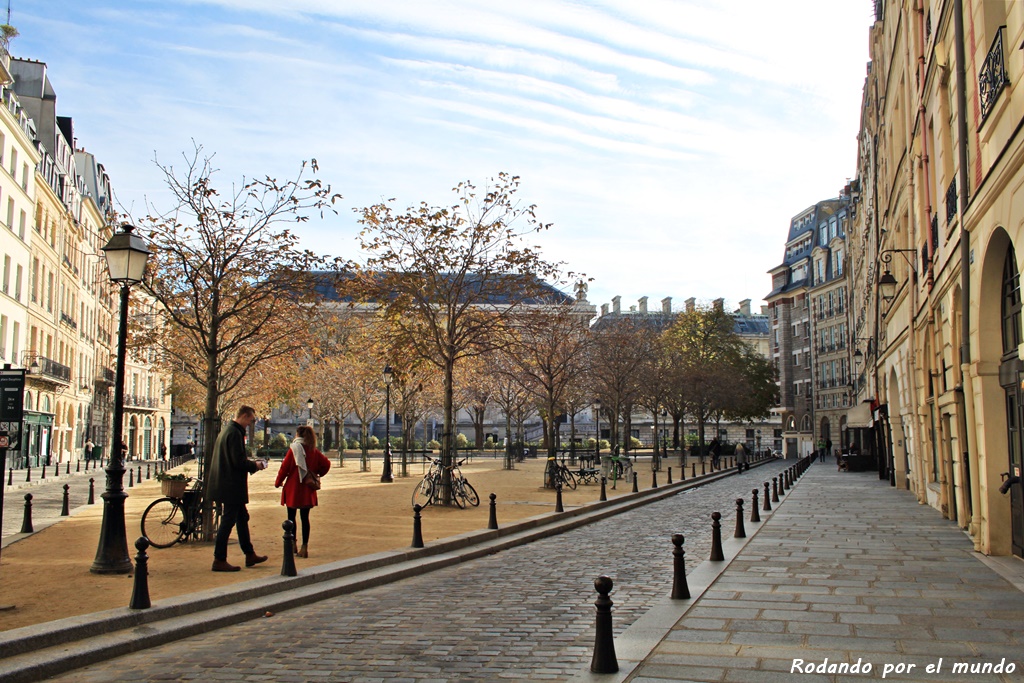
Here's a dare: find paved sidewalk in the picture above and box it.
[622,464,1024,682]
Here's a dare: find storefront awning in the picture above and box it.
[846,401,873,428]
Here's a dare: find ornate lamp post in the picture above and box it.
[306,397,314,426]
[381,365,394,482]
[92,224,150,574]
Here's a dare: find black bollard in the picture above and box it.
[7,467,11,486]
[20,493,33,533]
[709,511,724,561]
[137,465,142,484]
[555,484,564,513]
[763,482,772,511]
[281,520,298,577]
[66,461,70,475]
[652,469,658,489]
[128,469,134,488]
[631,472,638,493]
[751,489,761,522]
[667,467,672,485]
[691,463,696,478]
[88,478,95,505]
[734,498,746,538]
[25,465,30,482]
[599,476,607,502]
[129,537,150,609]
[76,460,80,473]
[680,462,685,480]
[590,576,619,674]
[488,493,498,530]
[411,504,425,548]
[41,464,46,479]
[61,484,70,516]
[670,534,690,600]
[701,461,706,475]
[772,477,779,502]
[146,463,151,480]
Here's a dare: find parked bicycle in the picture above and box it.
[548,457,578,490]
[141,478,221,548]
[411,456,480,509]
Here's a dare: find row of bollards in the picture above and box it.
[591,457,812,674]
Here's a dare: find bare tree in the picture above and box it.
[354,174,573,504]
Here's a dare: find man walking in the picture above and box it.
[208,405,268,572]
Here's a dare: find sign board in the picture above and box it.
[0,435,7,448]
[0,369,25,450]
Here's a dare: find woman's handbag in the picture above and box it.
[301,470,321,490]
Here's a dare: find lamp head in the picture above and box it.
[102,223,151,284]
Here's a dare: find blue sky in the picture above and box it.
[13,0,871,312]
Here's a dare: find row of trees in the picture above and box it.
[132,150,775,511]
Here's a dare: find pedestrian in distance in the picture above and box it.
[208,405,268,572]
[275,425,331,558]
[709,438,721,469]
[735,442,748,472]
[84,438,94,461]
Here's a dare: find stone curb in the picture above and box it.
[0,459,780,683]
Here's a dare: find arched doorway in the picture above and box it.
[997,243,1024,557]
[143,417,152,459]
[820,417,832,449]
[157,417,166,460]
[127,416,138,460]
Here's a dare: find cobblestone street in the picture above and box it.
[43,460,792,682]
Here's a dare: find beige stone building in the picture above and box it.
[848,0,1024,558]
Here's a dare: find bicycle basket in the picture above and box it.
[161,479,188,498]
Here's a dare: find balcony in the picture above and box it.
[125,394,160,410]
[59,312,78,330]
[21,352,71,385]
[96,367,116,386]
[945,179,958,226]
[980,26,1009,125]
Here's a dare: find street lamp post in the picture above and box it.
[92,224,150,574]
[306,397,314,426]
[381,365,393,483]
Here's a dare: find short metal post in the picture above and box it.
[281,519,298,577]
[41,464,45,479]
[88,478,95,505]
[590,576,618,674]
[66,461,70,475]
[671,534,690,600]
[667,467,672,484]
[488,493,498,530]
[701,461,706,475]
[734,498,746,538]
[555,484,564,513]
[128,468,134,488]
[25,465,30,482]
[411,504,424,548]
[7,467,11,486]
[763,482,772,511]
[76,460,80,473]
[147,463,151,480]
[129,537,150,609]
[599,476,607,502]
[137,465,142,484]
[20,493,33,533]
[651,469,658,489]
[772,477,779,502]
[709,511,724,561]
[631,472,638,493]
[61,484,70,516]
[691,463,696,478]
[750,489,760,522]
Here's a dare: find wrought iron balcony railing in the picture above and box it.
[945,178,958,226]
[980,27,1010,125]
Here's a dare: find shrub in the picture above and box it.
[270,433,288,449]
[367,435,380,449]
[586,437,596,448]
[599,439,611,450]
[455,433,469,448]
[427,439,440,450]
[629,437,642,450]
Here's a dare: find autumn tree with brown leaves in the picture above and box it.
[354,173,573,504]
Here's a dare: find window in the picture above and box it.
[46,271,53,312]
[18,209,25,240]
[794,382,801,396]
[6,197,13,229]
[9,147,16,177]
[11,321,18,362]
[14,264,21,301]
[1,255,8,294]
[0,315,6,359]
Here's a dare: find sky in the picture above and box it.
[11,0,872,313]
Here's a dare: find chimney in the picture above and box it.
[601,303,609,317]
[612,295,621,315]
[760,305,769,315]
[685,297,696,313]
[739,299,751,316]
[713,298,724,312]
[661,297,672,314]
[638,296,648,314]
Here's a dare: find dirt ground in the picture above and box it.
[0,453,647,632]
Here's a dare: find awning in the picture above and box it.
[846,401,873,428]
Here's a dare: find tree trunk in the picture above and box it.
[200,348,220,541]
[441,356,455,505]
[474,406,485,451]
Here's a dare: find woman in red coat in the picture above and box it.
[274,426,331,558]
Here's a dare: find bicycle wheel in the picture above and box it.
[459,480,480,507]
[561,468,578,490]
[412,478,434,508]
[451,478,467,508]
[141,497,186,548]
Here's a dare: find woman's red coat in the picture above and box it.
[274,447,332,508]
